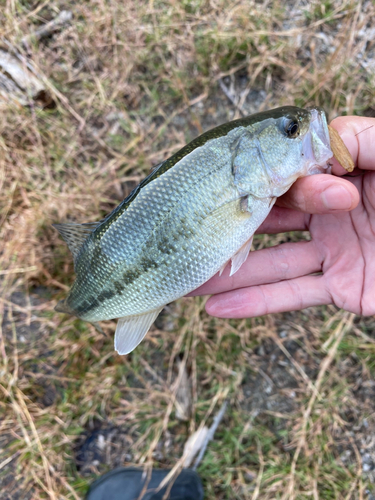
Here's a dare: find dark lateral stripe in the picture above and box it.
[95,106,305,235]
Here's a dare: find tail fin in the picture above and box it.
[55,299,75,315]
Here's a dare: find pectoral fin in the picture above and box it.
[229,235,253,276]
[114,308,163,355]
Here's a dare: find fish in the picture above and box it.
[54,106,333,355]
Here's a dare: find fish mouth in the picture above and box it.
[302,108,333,174]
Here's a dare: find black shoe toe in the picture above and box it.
[86,467,204,500]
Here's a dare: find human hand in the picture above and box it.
[191,116,375,317]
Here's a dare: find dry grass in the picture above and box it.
[1,0,375,498]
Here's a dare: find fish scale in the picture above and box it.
[54,106,333,354]
[67,131,244,317]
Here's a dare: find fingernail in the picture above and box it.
[321,185,353,210]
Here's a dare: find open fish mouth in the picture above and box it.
[302,108,333,174]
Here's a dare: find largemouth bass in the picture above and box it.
[54,106,333,354]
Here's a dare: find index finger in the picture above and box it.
[330,116,375,174]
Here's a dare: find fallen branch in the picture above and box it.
[218,78,246,117]
[0,45,54,107]
[22,10,72,47]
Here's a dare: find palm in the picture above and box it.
[310,173,375,315]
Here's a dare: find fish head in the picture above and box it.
[236,106,333,198]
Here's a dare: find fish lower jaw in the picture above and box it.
[302,109,333,174]
[305,161,331,176]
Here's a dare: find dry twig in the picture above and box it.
[22,11,73,47]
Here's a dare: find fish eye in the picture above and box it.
[284,118,300,138]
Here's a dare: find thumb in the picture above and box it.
[276,174,359,214]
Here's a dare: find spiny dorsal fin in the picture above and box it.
[148,160,165,174]
[53,221,100,263]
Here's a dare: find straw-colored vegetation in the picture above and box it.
[1,1,375,498]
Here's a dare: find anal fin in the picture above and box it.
[229,235,254,277]
[114,307,163,355]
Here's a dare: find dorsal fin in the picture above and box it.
[53,221,100,263]
[148,160,165,174]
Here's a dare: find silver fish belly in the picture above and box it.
[54,106,333,354]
